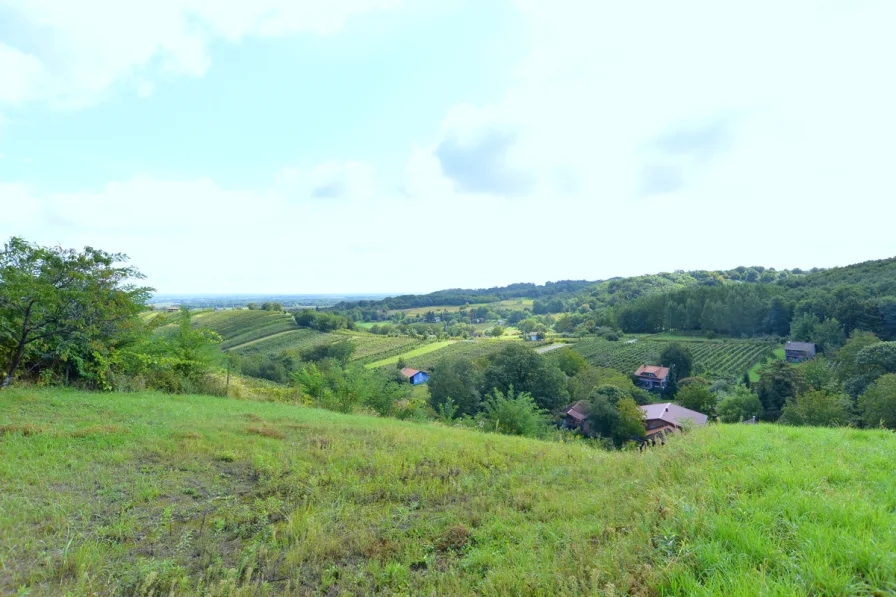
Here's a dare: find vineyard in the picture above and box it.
[364,340,456,369]
[186,310,298,349]
[397,339,517,372]
[341,333,424,364]
[230,329,332,357]
[571,338,775,379]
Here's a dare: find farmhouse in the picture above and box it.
[400,367,430,385]
[561,400,591,435]
[640,403,708,438]
[785,341,816,363]
[634,365,670,390]
[528,332,540,341]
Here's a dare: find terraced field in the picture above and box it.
[398,339,519,372]
[230,328,332,356]
[344,333,423,364]
[365,340,456,369]
[572,338,774,378]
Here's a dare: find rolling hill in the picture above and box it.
[2,388,894,596]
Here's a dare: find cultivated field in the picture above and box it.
[573,338,775,378]
[398,298,533,317]
[397,339,518,372]
[2,389,894,596]
[364,340,456,369]
[229,328,332,357]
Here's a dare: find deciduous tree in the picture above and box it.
[0,237,150,389]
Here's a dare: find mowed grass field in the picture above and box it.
[2,389,895,596]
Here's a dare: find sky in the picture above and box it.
[2,0,895,294]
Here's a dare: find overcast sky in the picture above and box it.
[2,0,895,294]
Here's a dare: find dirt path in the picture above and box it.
[535,343,570,354]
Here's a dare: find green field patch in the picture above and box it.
[748,346,787,382]
[2,388,894,595]
[365,340,455,369]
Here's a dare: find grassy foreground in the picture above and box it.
[1,390,895,596]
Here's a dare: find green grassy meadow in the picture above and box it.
[1,389,894,596]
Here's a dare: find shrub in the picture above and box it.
[717,387,764,423]
[480,387,548,437]
[858,373,896,429]
[779,390,851,427]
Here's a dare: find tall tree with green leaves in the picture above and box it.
[428,356,483,417]
[0,237,150,389]
[676,383,717,416]
[755,360,803,420]
[660,343,694,380]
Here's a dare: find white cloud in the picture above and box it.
[396,0,896,281]
[3,1,896,294]
[410,0,896,203]
[275,161,376,201]
[0,0,401,108]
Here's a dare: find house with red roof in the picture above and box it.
[634,365,671,390]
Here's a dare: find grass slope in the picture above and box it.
[2,389,895,596]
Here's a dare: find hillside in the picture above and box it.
[2,389,895,596]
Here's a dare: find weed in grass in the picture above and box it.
[246,425,285,439]
[70,424,129,437]
[0,424,42,436]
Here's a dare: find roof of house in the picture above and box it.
[785,341,816,352]
[634,365,671,379]
[563,400,589,422]
[640,403,708,427]
[400,367,422,378]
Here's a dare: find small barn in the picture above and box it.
[785,341,816,363]
[561,400,591,435]
[400,367,430,385]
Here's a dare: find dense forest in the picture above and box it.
[330,260,896,347]
[614,258,896,343]
[331,280,595,313]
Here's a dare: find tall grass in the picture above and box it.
[1,389,894,596]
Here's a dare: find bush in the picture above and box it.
[717,387,764,423]
[480,387,548,437]
[858,373,896,429]
[779,390,851,427]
